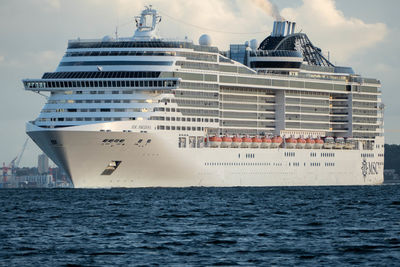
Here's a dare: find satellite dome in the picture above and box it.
[102,35,113,42]
[250,39,258,50]
[199,34,212,46]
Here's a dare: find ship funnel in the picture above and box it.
[271,21,296,37]
[287,22,291,35]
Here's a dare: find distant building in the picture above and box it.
[38,154,49,174]
[17,174,54,188]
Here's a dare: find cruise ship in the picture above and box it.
[23,6,384,188]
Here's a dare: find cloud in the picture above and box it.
[250,0,284,21]
[375,63,392,73]
[1,50,60,71]
[30,50,60,65]
[281,0,388,64]
[93,0,274,50]
[95,0,387,59]
[45,0,61,9]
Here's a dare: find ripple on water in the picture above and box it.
[0,185,400,265]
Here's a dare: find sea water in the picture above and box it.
[1,185,400,266]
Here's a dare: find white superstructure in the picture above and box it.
[23,6,384,188]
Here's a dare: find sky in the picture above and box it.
[0,0,399,167]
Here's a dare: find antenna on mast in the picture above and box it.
[133,5,161,40]
[115,26,118,40]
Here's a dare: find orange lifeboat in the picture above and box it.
[285,137,297,149]
[296,138,306,149]
[314,138,324,149]
[261,137,272,148]
[251,136,262,148]
[270,136,283,148]
[209,136,222,148]
[305,138,315,149]
[231,136,242,148]
[221,136,232,148]
[241,136,252,148]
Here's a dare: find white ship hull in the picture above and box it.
[27,122,384,188]
[22,6,385,189]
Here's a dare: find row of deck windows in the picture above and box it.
[158,125,204,131]
[179,82,219,91]
[25,80,177,89]
[47,99,148,104]
[42,108,150,113]
[284,152,296,157]
[220,86,275,96]
[40,117,204,123]
[151,117,218,123]
[43,117,124,122]
[361,153,374,158]
[65,51,177,57]
[176,61,219,71]
[205,162,285,166]
[51,89,166,96]
[205,162,274,166]
[64,50,217,62]
[42,71,160,79]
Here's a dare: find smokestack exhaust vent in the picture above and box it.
[271,21,296,37]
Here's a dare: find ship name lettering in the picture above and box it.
[139,125,151,129]
[131,125,151,129]
[368,162,378,175]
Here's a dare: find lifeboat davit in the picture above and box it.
[323,136,334,149]
[270,136,283,148]
[335,137,345,149]
[285,137,297,149]
[296,138,306,149]
[305,138,315,149]
[314,138,324,149]
[221,136,232,148]
[241,136,252,148]
[261,137,272,148]
[251,136,262,148]
[344,137,355,149]
[209,136,222,148]
[231,136,242,148]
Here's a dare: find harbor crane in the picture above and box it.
[2,138,29,187]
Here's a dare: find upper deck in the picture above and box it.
[22,6,383,142]
[67,38,219,53]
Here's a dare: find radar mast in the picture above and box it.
[133,5,161,40]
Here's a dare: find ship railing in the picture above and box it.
[67,38,219,53]
[68,37,193,44]
[249,50,302,58]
